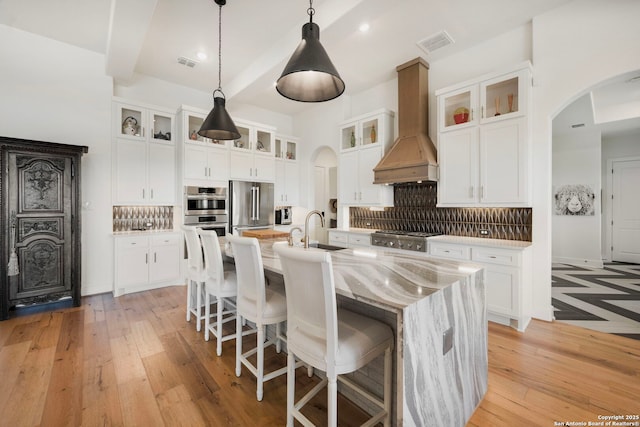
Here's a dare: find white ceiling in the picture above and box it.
[553,71,640,139]
[1,0,579,116]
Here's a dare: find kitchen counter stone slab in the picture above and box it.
[224,237,487,426]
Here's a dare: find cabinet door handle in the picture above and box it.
[142,189,146,199]
[489,255,497,259]
[469,186,474,198]
[354,192,357,201]
[470,108,474,121]
[481,105,484,119]
[145,253,148,264]
[154,252,157,263]
[150,189,154,199]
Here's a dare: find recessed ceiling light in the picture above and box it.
[359,22,370,33]
[196,51,207,61]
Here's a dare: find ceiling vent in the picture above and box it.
[177,56,198,68]
[417,30,454,55]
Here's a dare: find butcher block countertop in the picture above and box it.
[242,229,290,239]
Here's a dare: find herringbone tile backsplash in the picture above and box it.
[349,183,532,241]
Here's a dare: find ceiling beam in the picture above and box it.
[105,0,158,84]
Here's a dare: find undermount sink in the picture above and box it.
[309,243,346,251]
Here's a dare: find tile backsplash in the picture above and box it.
[112,206,173,232]
[349,183,532,241]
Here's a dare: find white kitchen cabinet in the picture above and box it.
[275,161,300,205]
[436,63,532,207]
[229,120,276,182]
[112,100,176,205]
[438,117,528,205]
[338,109,394,206]
[177,106,230,187]
[328,230,371,248]
[184,143,229,184]
[428,237,532,331]
[113,233,182,297]
[274,135,300,205]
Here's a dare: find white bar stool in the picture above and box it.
[226,235,290,401]
[275,244,394,427]
[197,229,244,356]
[181,225,207,332]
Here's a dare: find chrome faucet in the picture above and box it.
[288,227,302,246]
[303,210,325,248]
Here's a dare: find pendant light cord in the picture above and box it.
[307,0,314,24]
[217,2,223,93]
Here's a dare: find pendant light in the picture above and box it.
[198,0,240,140]
[276,0,345,102]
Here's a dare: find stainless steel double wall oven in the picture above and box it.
[183,186,227,236]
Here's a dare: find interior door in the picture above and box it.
[612,159,640,263]
[8,152,74,304]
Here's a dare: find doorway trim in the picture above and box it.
[605,156,640,262]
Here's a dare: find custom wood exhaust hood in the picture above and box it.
[373,57,438,184]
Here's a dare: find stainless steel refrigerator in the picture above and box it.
[228,180,275,235]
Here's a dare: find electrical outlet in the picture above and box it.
[443,327,454,355]
[479,229,489,236]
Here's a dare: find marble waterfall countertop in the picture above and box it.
[239,239,482,311]
[224,237,488,426]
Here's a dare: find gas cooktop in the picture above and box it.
[370,230,442,252]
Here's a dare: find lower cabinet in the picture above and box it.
[328,230,371,248]
[114,232,182,297]
[428,239,532,331]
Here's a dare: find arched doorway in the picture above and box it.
[550,70,640,339]
[309,146,338,243]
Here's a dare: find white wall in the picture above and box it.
[552,130,602,267]
[530,0,640,320]
[0,25,114,295]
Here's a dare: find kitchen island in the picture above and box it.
[225,238,487,426]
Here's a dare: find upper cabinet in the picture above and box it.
[229,120,276,181]
[115,101,174,143]
[178,106,229,187]
[340,110,393,152]
[338,109,395,206]
[274,135,300,205]
[436,62,532,207]
[112,99,176,205]
[438,66,530,132]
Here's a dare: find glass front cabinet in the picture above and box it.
[438,66,530,133]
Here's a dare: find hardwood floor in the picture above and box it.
[0,286,638,427]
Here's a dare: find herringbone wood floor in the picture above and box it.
[0,285,639,426]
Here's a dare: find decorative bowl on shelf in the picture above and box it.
[453,107,469,124]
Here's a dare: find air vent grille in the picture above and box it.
[417,30,454,54]
[177,56,197,68]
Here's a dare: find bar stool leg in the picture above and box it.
[216,296,223,356]
[257,324,265,401]
[196,282,202,332]
[286,351,295,427]
[186,279,192,322]
[328,375,338,427]
[276,322,282,353]
[204,291,211,341]
[236,313,242,377]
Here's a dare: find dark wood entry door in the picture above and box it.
[1,137,87,320]
[8,153,73,304]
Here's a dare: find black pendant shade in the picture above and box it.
[198,93,240,140]
[198,0,240,141]
[277,22,345,102]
